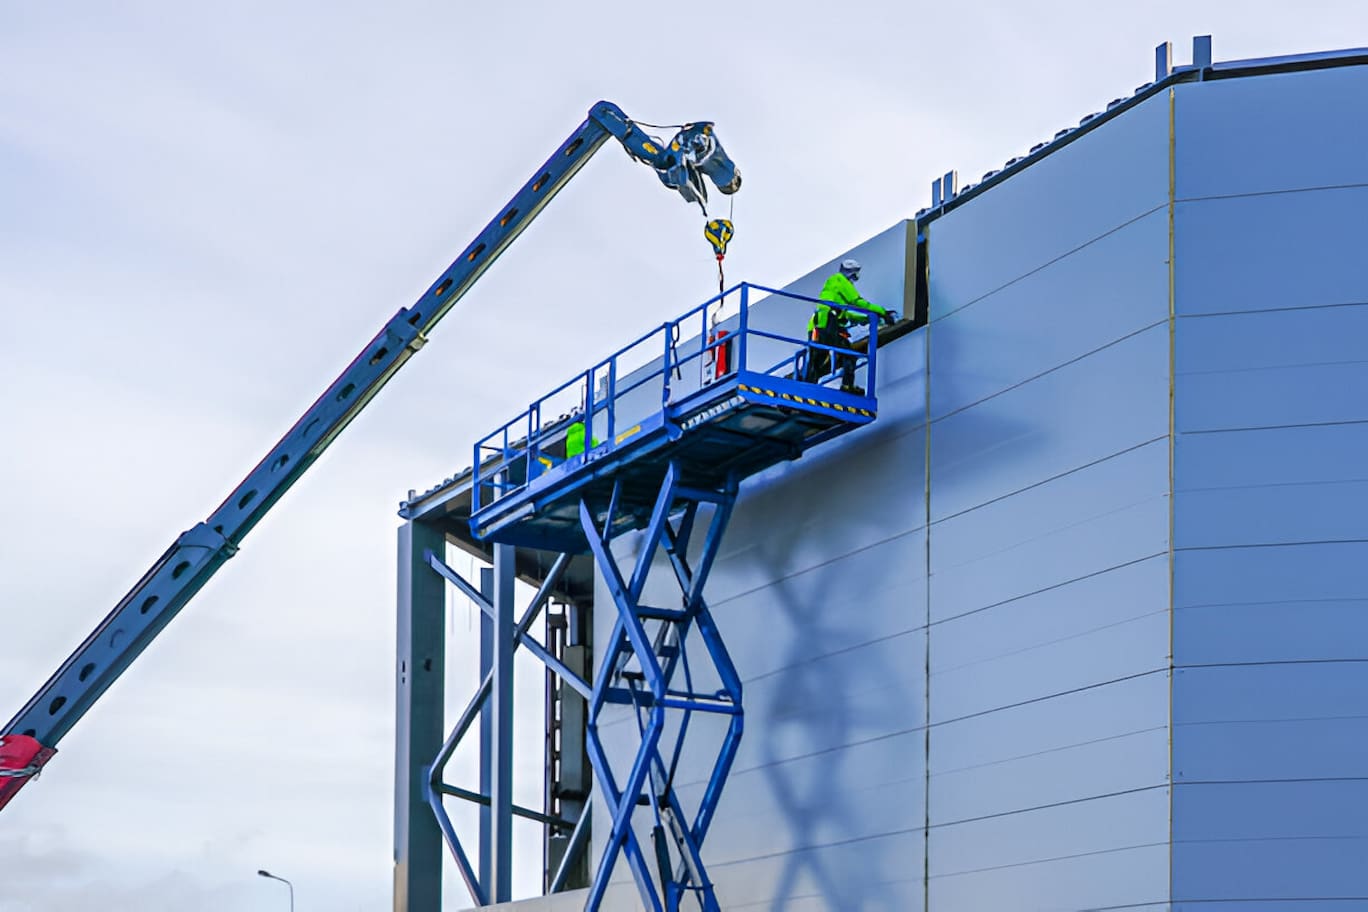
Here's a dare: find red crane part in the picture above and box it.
[0,734,55,811]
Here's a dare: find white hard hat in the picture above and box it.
[839,258,862,277]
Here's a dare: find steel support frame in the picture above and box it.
[579,461,744,912]
[546,598,593,893]
[394,520,446,912]
[412,544,594,908]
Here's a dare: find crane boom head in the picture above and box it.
[652,122,741,213]
[589,102,742,213]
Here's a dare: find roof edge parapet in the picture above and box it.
[917,36,1368,225]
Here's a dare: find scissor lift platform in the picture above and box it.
[466,281,881,912]
[469,282,880,554]
[471,370,875,552]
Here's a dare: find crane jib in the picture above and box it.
[0,101,741,813]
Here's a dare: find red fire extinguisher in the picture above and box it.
[708,326,731,380]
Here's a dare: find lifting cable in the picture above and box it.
[702,195,736,380]
[704,194,735,295]
[626,119,686,131]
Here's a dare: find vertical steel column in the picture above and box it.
[478,567,494,892]
[394,520,446,912]
[489,542,517,902]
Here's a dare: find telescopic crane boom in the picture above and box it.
[0,101,740,812]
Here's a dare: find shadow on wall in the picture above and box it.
[755,546,908,912]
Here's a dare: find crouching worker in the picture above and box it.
[565,419,600,459]
[803,258,896,395]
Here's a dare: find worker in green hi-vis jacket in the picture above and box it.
[803,258,897,395]
[565,419,598,459]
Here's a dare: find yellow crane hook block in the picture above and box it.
[705,218,734,257]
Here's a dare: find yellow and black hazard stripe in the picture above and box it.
[736,383,876,419]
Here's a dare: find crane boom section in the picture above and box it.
[1,101,738,812]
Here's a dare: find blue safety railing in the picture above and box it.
[471,282,881,516]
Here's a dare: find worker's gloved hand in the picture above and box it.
[882,310,899,326]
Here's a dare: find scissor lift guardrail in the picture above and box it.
[470,283,880,553]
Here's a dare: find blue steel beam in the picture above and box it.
[489,544,516,904]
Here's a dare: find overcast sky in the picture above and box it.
[1,3,1365,910]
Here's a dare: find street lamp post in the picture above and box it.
[257,869,295,911]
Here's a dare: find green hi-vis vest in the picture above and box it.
[566,420,599,458]
[808,272,888,333]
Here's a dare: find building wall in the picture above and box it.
[589,91,1177,911]
[1170,65,1368,908]
[473,59,1368,912]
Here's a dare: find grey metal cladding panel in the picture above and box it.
[705,831,923,912]
[930,324,1169,522]
[1178,359,1368,432]
[930,725,1168,826]
[930,207,1168,422]
[1176,839,1368,904]
[930,495,1166,634]
[929,91,1169,318]
[1176,599,1368,666]
[1174,662,1368,724]
[1176,422,1368,491]
[1175,66,1368,199]
[875,320,930,394]
[1172,541,1368,612]
[930,438,1168,625]
[1173,782,1368,900]
[710,532,926,683]
[930,845,1169,912]
[930,669,1169,774]
[1174,188,1368,316]
[933,551,1167,673]
[712,449,928,607]
[1175,303,1368,432]
[708,423,927,608]
[930,557,1170,802]
[729,633,923,774]
[613,553,925,799]
[929,786,1167,872]
[1175,481,1368,549]
[1175,716,1368,782]
[931,590,1169,725]
[651,613,924,799]
[928,792,1169,908]
[1176,302,1368,375]
[672,733,923,867]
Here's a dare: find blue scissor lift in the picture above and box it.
[469,282,880,911]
